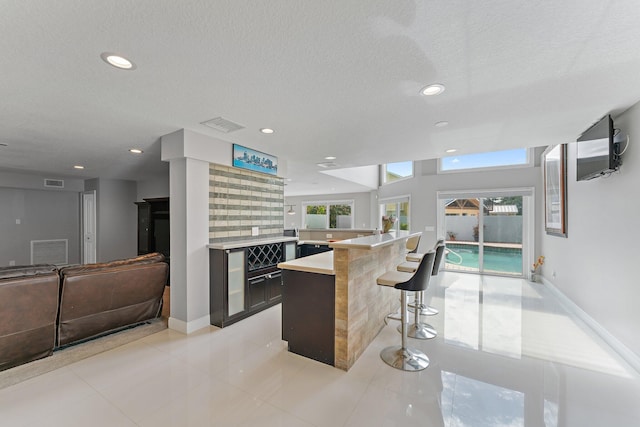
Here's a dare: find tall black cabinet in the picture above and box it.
[135,197,170,263]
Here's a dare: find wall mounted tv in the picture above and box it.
[576,114,620,181]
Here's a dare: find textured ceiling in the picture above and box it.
[1,1,640,195]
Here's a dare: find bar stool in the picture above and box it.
[384,233,422,325]
[395,243,444,339]
[407,240,445,316]
[376,250,436,371]
[405,234,421,255]
[405,238,443,262]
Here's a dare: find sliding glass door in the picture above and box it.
[438,189,533,277]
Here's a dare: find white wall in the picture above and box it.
[0,187,80,266]
[0,170,84,192]
[378,159,542,254]
[540,101,640,358]
[0,171,83,267]
[0,171,143,267]
[284,192,373,230]
[137,174,169,201]
[86,178,137,262]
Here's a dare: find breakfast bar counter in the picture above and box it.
[278,231,420,370]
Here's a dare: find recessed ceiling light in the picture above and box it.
[445,149,457,153]
[129,148,143,154]
[100,52,136,70]
[324,156,337,160]
[73,165,85,170]
[421,83,445,96]
[260,128,275,134]
[434,121,449,127]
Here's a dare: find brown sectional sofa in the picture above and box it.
[0,265,60,371]
[57,252,168,347]
[0,253,168,371]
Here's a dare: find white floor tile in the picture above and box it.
[265,359,370,427]
[2,272,640,426]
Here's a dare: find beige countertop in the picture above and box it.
[297,240,332,245]
[277,251,335,275]
[329,231,421,250]
[208,236,298,250]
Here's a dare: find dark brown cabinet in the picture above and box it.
[282,269,335,365]
[210,240,296,328]
[135,197,170,262]
[248,270,283,310]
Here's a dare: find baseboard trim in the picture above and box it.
[540,276,640,374]
[168,314,211,334]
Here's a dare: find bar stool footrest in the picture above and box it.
[398,322,437,340]
[408,305,439,316]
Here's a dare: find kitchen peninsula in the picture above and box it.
[278,231,421,371]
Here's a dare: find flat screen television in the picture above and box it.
[576,115,619,181]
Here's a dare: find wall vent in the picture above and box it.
[200,117,245,133]
[44,178,64,188]
[316,161,339,168]
[31,239,68,265]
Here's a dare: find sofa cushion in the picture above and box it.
[0,267,59,371]
[57,260,168,347]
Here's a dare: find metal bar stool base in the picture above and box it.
[398,322,437,340]
[380,346,429,371]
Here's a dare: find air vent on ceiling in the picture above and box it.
[316,162,339,168]
[31,239,68,265]
[44,178,64,188]
[201,117,245,133]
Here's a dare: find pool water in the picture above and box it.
[445,246,522,275]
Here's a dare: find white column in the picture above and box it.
[167,157,211,333]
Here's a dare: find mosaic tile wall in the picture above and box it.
[209,164,284,242]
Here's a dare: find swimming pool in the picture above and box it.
[445,244,522,275]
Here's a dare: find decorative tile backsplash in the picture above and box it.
[209,163,284,242]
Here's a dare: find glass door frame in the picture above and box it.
[436,188,535,279]
[379,195,411,232]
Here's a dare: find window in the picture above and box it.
[382,161,413,184]
[303,200,354,229]
[438,148,532,173]
[379,196,410,232]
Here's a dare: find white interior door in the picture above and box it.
[82,190,97,264]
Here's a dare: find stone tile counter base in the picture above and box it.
[333,241,406,370]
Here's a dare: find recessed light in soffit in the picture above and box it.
[100,52,137,70]
[421,83,445,96]
[201,117,245,133]
[260,128,275,134]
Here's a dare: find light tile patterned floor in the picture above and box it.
[1,272,639,426]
